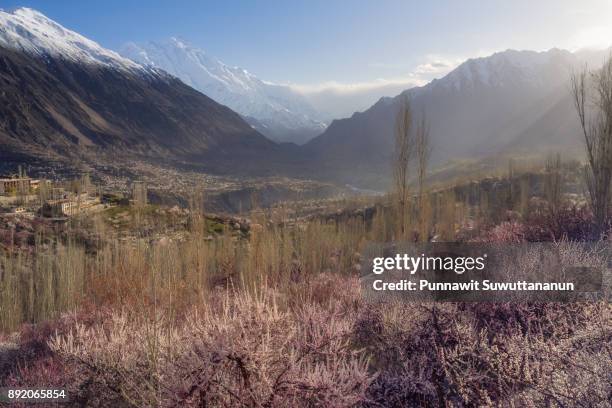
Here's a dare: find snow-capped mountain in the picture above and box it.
[427,49,577,92]
[0,7,145,73]
[0,8,280,171]
[121,38,326,144]
[305,48,606,187]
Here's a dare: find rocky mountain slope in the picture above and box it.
[121,38,326,144]
[0,8,281,174]
[0,7,141,71]
[305,49,606,187]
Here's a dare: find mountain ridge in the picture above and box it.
[303,48,607,187]
[0,8,145,72]
[121,38,326,144]
[0,8,284,175]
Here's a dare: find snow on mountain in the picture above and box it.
[0,7,144,72]
[121,38,326,144]
[427,49,577,92]
[305,48,602,187]
[0,7,323,144]
[0,8,279,170]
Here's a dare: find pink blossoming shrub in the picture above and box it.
[48,289,374,407]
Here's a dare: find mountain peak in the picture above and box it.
[9,7,49,19]
[168,36,189,49]
[121,38,326,144]
[430,48,577,92]
[0,8,144,72]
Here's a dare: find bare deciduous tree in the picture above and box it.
[572,57,612,235]
[393,96,413,238]
[415,112,431,241]
[415,114,431,206]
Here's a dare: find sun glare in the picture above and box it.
[569,25,612,50]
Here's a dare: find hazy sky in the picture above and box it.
[3,0,612,117]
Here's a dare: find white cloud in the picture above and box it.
[412,55,464,76]
[276,54,467,119]
[288,76,425,95]
[288,54,465,96]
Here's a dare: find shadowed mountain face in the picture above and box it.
[0,45,282,170]
[0,7,287,175]
[305,49,606,188]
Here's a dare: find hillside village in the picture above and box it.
[0,166,146,219]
